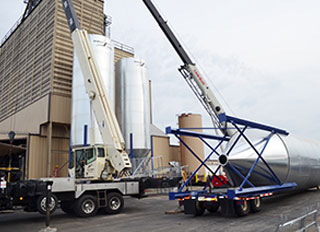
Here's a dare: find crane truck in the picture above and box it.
[0,0,151,218]
[142,0,298,217]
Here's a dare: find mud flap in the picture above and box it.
[184,199,197,215]
[220,199,235,216]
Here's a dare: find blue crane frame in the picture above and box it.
[166,113,297,201]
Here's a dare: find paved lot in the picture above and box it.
[1,189,320,232]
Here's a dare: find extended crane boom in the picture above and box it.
[143,0,233,136]
[61,0,131,179]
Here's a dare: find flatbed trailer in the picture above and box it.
[166,114,297,217]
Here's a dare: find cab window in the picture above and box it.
[98,148,105,158]
[69,151,75,168]
[86,148,96,164]
[76,150,86,166]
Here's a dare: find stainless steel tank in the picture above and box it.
[115,58,151,157]
[222,130,320,190]
[71,34,114,146]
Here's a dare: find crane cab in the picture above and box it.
[69,145,115,181]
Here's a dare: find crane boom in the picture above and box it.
[142,0,233,136]
[61,0,131,176]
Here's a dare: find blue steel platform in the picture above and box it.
[166,114,296,202]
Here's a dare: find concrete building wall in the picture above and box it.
[0,95,49,135]
[0,0,55,122]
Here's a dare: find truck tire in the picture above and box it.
[234,200,250,217]
[74,195,98,217]
[194,201,205,216]
[60,201,74,215]
[37,194,58,215]
[104,192,124,214]
[250,198,262,213]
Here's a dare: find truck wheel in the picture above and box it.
[104,192,124,214]
[250,198,262,213]
[37,194,58,215]
[74,195,98,217]
[234,200,250,217]
[60,201,74,215]
[206,203,219,213]
[194,201,205,216]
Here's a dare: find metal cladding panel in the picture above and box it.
[115,58,151,156]
[71,34,114,146]
[224,130,320,190]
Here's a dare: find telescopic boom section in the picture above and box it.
[142,0,193,65]
[61,0,131,172]
[143,0,233,136]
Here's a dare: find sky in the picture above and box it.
[1,1,320,141]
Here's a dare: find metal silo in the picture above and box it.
[115,58,151,157]
[178,113,205,176]
[71,34,114,146]
[222,130,320,190]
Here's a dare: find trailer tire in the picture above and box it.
[250,198,262,213]
[194,201,205,216]
[60,201,74,215]
[36,194,58,215]
[234,200,250,217]
[74,195,98,217]
[104,192,124,214]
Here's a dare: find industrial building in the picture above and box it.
[0,0,204,180]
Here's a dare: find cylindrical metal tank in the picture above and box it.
[115,58,151,157]
[71,34,114,146]
[223,130,320,190]
[178,113,205,175]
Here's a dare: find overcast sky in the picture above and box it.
[1,1,320,141]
